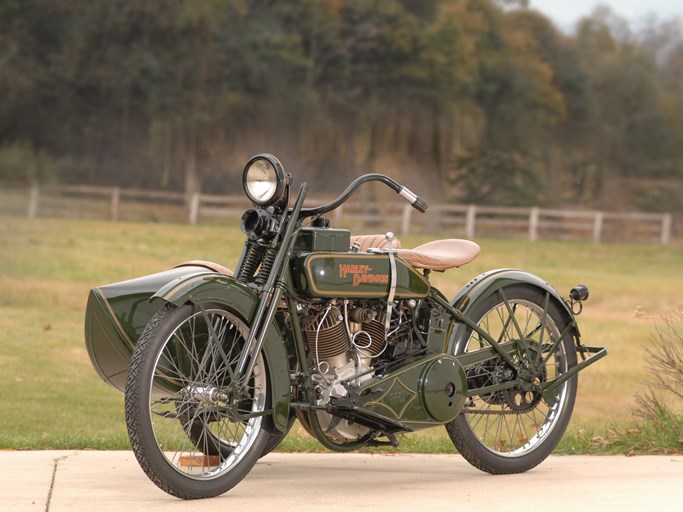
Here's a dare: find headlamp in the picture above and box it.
[242,154,286,207]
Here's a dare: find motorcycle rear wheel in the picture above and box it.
[125,303,272,499]
[446,284,578,474]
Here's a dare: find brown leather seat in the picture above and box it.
[350,234,401,252]
[397,239,480,271]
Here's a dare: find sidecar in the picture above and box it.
[84,261,233,392]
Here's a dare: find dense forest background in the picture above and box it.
[1,0,682,213]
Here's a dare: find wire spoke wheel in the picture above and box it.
[447,285,577,474]
[125,303,271,499]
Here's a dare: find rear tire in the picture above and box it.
[125,303,272,499]
[446,284,577,474]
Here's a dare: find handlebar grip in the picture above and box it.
[398,186,428,213]
[412,195,428,213]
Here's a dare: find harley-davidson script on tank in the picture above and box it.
[291,253,431,298]
[339,262,387,286]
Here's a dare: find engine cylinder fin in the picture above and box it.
[302,307,350,360]
[359,320,386,357]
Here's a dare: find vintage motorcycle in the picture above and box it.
[85,154,606,499]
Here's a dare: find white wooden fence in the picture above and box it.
[10,183,674,245]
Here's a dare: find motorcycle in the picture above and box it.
[85,154,606,499]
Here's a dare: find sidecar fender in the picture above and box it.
[86,266,211,392]
[447,268,579,354]
[152,273,291,432]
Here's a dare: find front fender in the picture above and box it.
[153,273,291,433]
[447,268,578,354]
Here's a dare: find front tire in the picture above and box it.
[125,303,271,499]
[446,284,578,474]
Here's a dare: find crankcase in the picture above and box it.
[359,354,467,428]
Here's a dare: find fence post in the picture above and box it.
[465,205,476,239]
[401,204,412,236]
[529,207,539,242]
[661,213,672,245]
[27,183,39,218]
[592,212,604,243]
[334,204,343,226]
[110,187,120,221]
[189,193,200,225]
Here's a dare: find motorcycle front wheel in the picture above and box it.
[446,284,578,474]
[125,303,272,499]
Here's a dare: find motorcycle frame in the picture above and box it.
[157,179,606,445]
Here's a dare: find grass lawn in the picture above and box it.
[1,216,681,451]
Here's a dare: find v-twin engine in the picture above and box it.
[301,301,411,442]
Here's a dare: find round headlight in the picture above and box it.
[243,154,285,207]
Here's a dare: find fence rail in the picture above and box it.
[4,182,674,245]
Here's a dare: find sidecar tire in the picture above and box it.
[446,284,578,474]
[125,303,273,499]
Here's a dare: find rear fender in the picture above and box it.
[447,268,578,354]
[152,273,291,433]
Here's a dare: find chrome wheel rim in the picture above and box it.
[461,298,569,457]
[146,308,266,480]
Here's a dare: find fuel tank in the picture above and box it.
[290,252,430,299]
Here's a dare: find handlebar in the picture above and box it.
[397,186,428,213]
[300,173,428,218]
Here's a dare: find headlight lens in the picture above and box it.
[246,160,277,202]
[243,154,285,207]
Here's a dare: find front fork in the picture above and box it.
[233,183,309,392]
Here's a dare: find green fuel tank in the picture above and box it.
[290,252,431,299]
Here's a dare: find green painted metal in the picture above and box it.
[84,266,214,392]
[447,268,579,355]
[84,267,292,432]
[85,261,606,445]
[234,183,310,385]
[290,252,431,299]
[455,340,518,368]
[540,345,607,401]
[442,269,608,402]
[293,227,351,252]
[151,272,292,433]
[84,165,610,489]
[359,353,467,428]
[420,356,468,422]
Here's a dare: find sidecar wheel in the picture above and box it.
[125,303,272,499]
[446,284,577,474]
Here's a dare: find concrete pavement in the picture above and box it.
[1,451,681,511]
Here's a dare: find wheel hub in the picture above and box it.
[180,385,229,406]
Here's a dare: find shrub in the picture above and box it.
[631,307,683,453]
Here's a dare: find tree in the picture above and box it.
[1,0,682,218]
